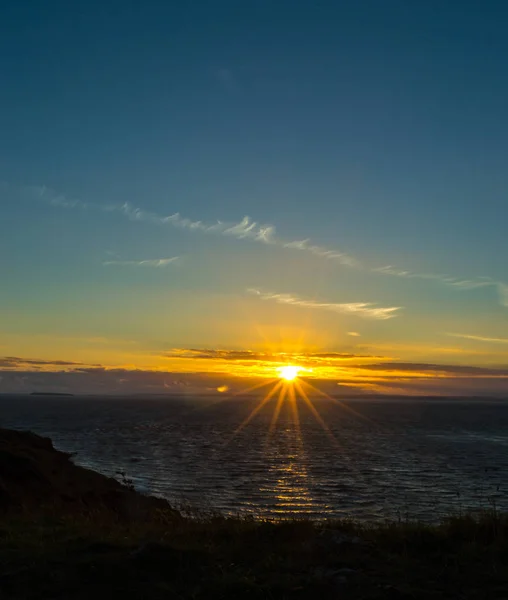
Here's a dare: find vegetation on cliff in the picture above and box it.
[0,428,507,599]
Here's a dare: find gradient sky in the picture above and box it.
[1,1,508,395]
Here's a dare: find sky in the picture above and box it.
[1,1,508,396]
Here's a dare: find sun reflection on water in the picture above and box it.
[230,364,370,444]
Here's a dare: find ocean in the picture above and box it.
[1,394,507,522]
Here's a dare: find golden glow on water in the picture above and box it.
[224,360,381,457]
[230,371,335,444]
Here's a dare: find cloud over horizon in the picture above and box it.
[2,353,508,397]
[0,356,93,372]
[162,348,382,364]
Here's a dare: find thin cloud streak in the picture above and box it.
[24,184,508,306]
[33,186,358,267]
[103,257,180,267]
[447,333,508,344]
[358,362,508,376]
[120,202,359,265]
[120,203,278,245]
[374,266,507,306]
[49,195,89,209]
[162,348,380,363]
[0,357,85,368]
[498,283,508,307]
[374,265,495,289]
[282,238,359,267]
[248,289,402,320]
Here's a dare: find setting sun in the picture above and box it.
[278,365,300,381]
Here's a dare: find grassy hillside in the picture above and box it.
[1,428,507,599]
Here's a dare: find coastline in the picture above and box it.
[0,427,507,598]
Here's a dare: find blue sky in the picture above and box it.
[1,1,508,395]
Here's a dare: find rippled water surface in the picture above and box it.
[2,394,508,521]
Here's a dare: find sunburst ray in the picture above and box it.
[227,380,284,442]
[294,380,337,445]
[299,378,381,428]
[268,384,287,439]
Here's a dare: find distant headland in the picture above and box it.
[30,392,74,397]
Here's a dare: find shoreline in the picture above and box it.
[1,427,507,598]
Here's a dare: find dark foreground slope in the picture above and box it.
[0,428,507,599]
[0,428,176,518]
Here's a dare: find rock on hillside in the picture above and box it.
[0,428,178,519]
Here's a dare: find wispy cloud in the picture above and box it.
[116,206,508,304]
[374,266,506,306]
[358,362,508,376]
[119,203,280,245]
[164,348,273,361]
[334,361,508,396]
[373,265,496,289]
[0,356,89,371]
[118,202,356,265]
[282,238,359,267]
[498,283,508,307]
[35,186,358,267]
[103,257,180,267]
[118,203,359,268]
[21,184,508,308]
[248,289,402,320]
[123,207,354,266]
[347,332,361,337]
[447,333,508,344]
[162,348,380,363]
[49,195,89,209]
